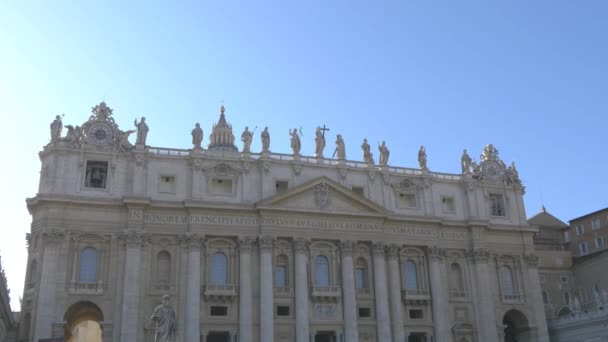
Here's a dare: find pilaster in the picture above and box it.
[428,246,451,342]
[372,242,392,342]
[524,253,549,342]
[340,240,358,342]
[466,248,498,342]
[182,233,204,342]
[259,236,275,342]
[387,244,405,342]
[119,230,147,342]
[294,238,310,342]
[239,237,255,342]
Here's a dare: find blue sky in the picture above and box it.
[1,1,607,309]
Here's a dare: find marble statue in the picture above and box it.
[314,126,326,158]
[261,126,270,152]
[150,295,177,342]
[506,161,521,185]
[378,141,390,166]
[461,149,472,174]
[241,126,253,153]
[191,123,203,150]
[418,145,428,171]
[480,144,499,162]
[117,130,136,151]
[134,117,149,146]
[361,138,374,164]
[50,115,63,142]
[333,134,346,160]
[289,128,301,155]
[64,125,82,146]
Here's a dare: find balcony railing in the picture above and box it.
[152,282,177,293]
[274,286,292,297]
[203,283,238,300]
[449,289,467,299]
[68,281,104,295]
[356,288,371,296]
[502,293,524,304]
[402,288,430,303]
[311,285,341,300]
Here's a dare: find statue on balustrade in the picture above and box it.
[50,115,63,142]
[461,149,472,174]
[192,123,203,150]
[315,126,326,158]
[261,126,270,152]
[333,134,346,160]
[418,145,428,171]
[241,126,253,153]
[361,138,374,164]
[150,294,177,342]
[289,128,301,155]
[134,117,149,146]
[378,141,390,166]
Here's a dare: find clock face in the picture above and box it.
[89,124,112,144]
[483,161,501,181]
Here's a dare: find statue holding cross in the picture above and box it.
[315,125,329,158]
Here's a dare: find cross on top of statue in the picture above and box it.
[320,124,330,137]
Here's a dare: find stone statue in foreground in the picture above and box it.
[134,117,149,146]
[151,294,177,342]
[261,126,270,152]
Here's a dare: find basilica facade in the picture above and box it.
[22,102,548,342]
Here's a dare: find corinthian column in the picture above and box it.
[119,230,146,342]
[33,231,65,342]
[524,253,550,342]
[372,242,392,342]
[340,241,358,342]
[294,238,310,342]
[467,248,498,341]
[184,234,203,342]
[239,237,255,342]
[259,236,275,342]
[428,247,451,342]
[387,245,405,342]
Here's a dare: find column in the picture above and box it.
[340,241,358,342]
[259,236,275,342]
[185,234,203,342]
[33,231,64,342]
[372,242,392,342]
[294,238,310,342]
[467,248,499,341]
[132,150,147,195]
[428,247,451,342]
[387,245,405,342]
[190,157,204,199]
[524,253,550,342]
[239,238,254,342]
[119,231,145,342]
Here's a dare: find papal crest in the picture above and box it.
[314,182,330,209]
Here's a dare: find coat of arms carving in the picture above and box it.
[314,183,330,209]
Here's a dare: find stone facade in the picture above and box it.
[20,103,549,342]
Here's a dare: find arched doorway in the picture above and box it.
[63,301,104,342]
[503,309,531,342]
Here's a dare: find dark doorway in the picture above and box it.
[207,331,230,342]
[315,331,336,342]
[408,333,428,342]
[503,309,531,342]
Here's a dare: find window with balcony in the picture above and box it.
[79,247,98,283]
[84,161,108,189]
[156,251,171,283]
[274,254,288,288]
[449,263,465,298]
[489,194,506,217]
[210,252,228,284]
[355,258,368,290]
[404,260,418,290]
[499,265,518,301]
[315,255,330,286]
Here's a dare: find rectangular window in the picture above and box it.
[442,196,455,213]
[564,231,571,243]
[158,175,176,193]
[84,161,108,189]
[409,309,423,319]
[275,265,287,288]
[576,224,585,235]
[595,237,605,249]
[275,180,288,194]
[489,194,506,217]
[352,186,365,197]
[592,219,601,230]
[399,193,417,208]
[210,306,228,316]
[579,242,589,256]
[358,307,371,318]
[355,268,367,289]
[276,305,290,317]
[211,178,233,194]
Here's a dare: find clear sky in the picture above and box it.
[1,1,607,310]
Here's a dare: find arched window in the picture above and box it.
[275,254,288,288]
[404,260,418,289]
[157,251,171,283]
[210,252,228,284]
[449,263,464,291]
[500,266,515,295]
[355,258,368,289]
[79,247,98,283]
[28,260,37,283]
[315,255,330,286]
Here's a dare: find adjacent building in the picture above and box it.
[21,102,550,342]
[566,208,608,257]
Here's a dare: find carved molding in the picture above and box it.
[387,244,400,258]
[371,242,385,255]
[523,253,540,267]
[238,237,256,253]
[339,240,354,256]
[42,230,66,246]
[465,248,490,264]
[293,238,309,253]
[191,158,204,171]
[179,233,204,249]
[119,230,148,247]
[314,183,330,209]
[259,236,274,251]
[428,246,446,262]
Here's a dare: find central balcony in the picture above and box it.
[402,288,430,304]
[311,285,341,301]
[203,283,238,301]
[68,281,104,295]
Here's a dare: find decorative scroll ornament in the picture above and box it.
[387,244,400,258]
[339,240,354,255]
[314,183,330,209]
[238,237,256,252]
[471,144,522,186]
[428,246,446,262]
[372,241,386,255]
[465,248,490,263]
[523,253,540,267]
[259,236,275,251]
[119,230,148,247]
[293,238,309,253]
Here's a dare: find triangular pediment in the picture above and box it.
[256,176,387,216]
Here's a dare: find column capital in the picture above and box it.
[119,230,148,247]
[372,241,386,256]
[387,244,400,258]
[339,240,355,256]
[293,238,309,254]
[466,248,490,264]
[428,246,446,262]
[523,253,540,267]
[179,233,204,249]
[41,230,66,246]
[239,237,256,253]
[259,236,275,251]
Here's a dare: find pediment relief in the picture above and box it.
[202,162,243,176]
[257,176,386,216]
[391,178,422,194]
